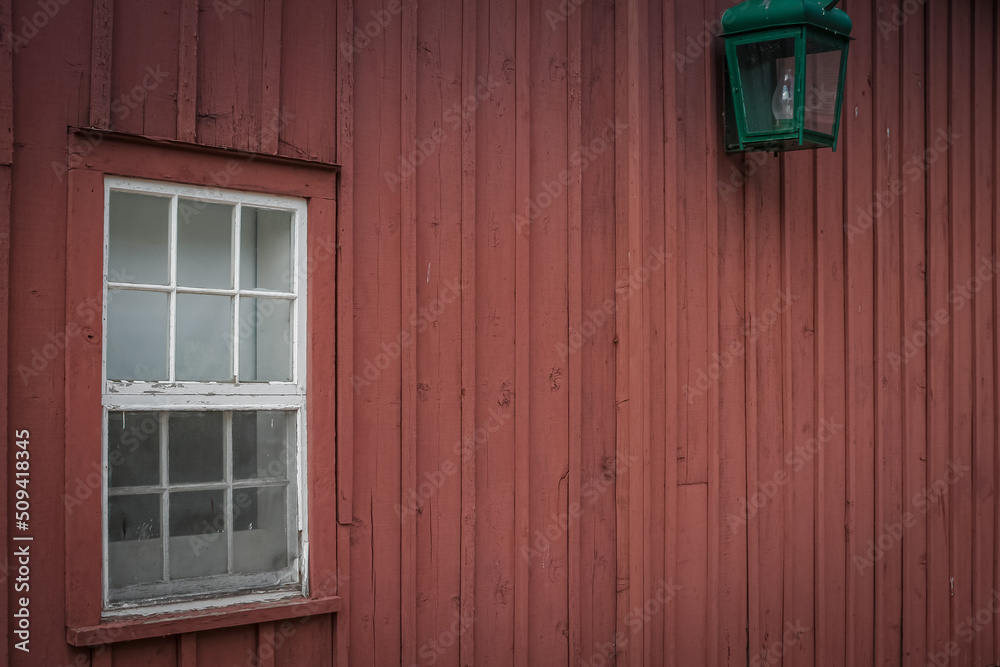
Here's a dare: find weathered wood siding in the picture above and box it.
[5,0,1000,665]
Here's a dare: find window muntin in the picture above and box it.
[102,177,307,609]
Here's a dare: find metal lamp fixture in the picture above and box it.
[722,0,852,153]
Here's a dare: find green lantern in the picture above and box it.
[722,0,852,153]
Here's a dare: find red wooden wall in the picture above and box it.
[5,0,1000,665]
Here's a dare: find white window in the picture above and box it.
[101,177,308,610]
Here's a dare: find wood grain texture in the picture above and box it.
[89,0,113,128]
[9,1,1000,666]
[176,0,198,142]
[899,3,928,663]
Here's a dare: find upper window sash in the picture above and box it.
[102,177,308,396]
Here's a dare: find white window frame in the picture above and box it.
[100,176,309,613]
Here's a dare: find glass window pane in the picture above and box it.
[234,485,289,574]
[107,289,169,381]
[169,489,227,579]
[735,37,797,134]
[241,208,292,292]
[238,298,292,382]
[168,489,224,536]
[177,199,233,289]
[233,487,258,530]
[233,411,289,480]
[108,191,170,286]
[176,294,233,381]
[108,412,160,488]
[108,494,163,589]
[805,38,843,136]
[168,412,224,484]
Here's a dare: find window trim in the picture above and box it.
[64,130,340,639]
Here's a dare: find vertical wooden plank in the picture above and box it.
[257,622,276,667]
[746,153,785,667]
[948,2,975,664]
[279,1,337,161]
[0,165,9,667]
[924,3,952,657]
[994,5,1000,659]
[711,0,748,661]
[178,633,196,667]
[93,648,113,667]
[0,0,11,165]
[196,0,265,151]
[675,484,708,665]
[782,148,817,667]
[412,1,464,666]
[112,637,177,666]
[659,0,680,663]
[274,615,333,667]
[744,150,763,666]
[260,0,282,154]
[526,0,570,662]
[816,130,847,665]
[195,626,255,664]
[176,0,198,142]
[714,151,749,665]
[473,0,517,661]
[614,0,632,661]
[399,0,418,663]
[702,0,721,663]
[90,0,113,128]
[333,0,354,654]
[110,0,179,137]
[306,194,339,667]
[513,0,530,660]
[873,0,904,661]
[614,0,649,663]
[578,0,619,661]
[0,5,9,647]
[335,0,354,531]
[971,3,996,665]
[899,1,928,663]
[644,0,666,663]
[566,1,583,663]
[459,0,478,663]
[64,169,105,631]
[843,0,876,663]
[924,0,952,661]
[348,0,403,662]
[675,0,709,489]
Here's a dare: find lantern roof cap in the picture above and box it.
[722,0,852,38]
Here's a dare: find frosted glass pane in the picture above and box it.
[108,411,160,488]
[240,208,292,292]
[234,486,288,574]
[177,199,233,289]
[108,191,170,285]
[233,411,288,480]
[238,298,292,382]
[176,293,232,381]
[108,494,163,588]
[169,490,227,579]
[168,412,224,484]
[106,289,169,381]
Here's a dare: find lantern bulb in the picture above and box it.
[771,65,794,127]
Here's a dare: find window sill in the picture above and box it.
[66,594,341,646]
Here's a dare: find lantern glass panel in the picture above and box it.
[804,36,844,136]
[734,37,797,135]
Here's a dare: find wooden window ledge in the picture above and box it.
[67,595,341,646]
